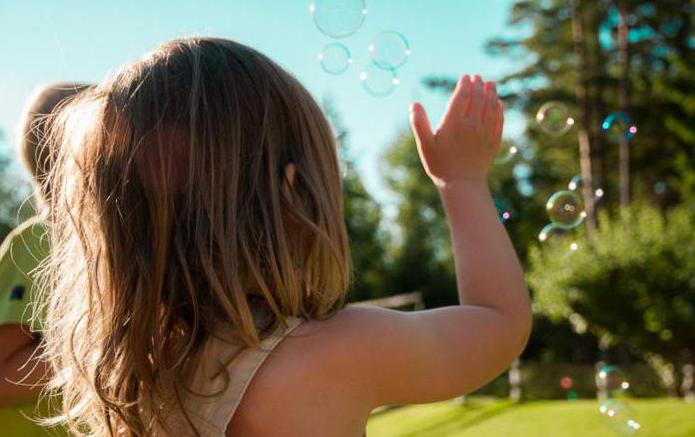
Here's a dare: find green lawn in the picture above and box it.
[367,398,695,437]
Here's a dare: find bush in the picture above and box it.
[528,204,695,375]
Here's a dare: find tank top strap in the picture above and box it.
[218,316,305,426]
[180,316,305,436]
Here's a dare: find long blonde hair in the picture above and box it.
[40,37,351,436]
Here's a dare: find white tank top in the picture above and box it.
[158,317,304,436]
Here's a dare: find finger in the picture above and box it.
[441,75,471,126]
[482,81,498,124]
[466,75,485,120]
[410,102,435,154]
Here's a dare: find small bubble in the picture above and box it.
[602,111,638,143]
[568,174,582,191]
[369,31,410,70]
[494,198,513,224]
[495,142,519,165]
[538,223,568,243]
[318,43,352,75]
[536,102,574,136]
[546,190,585,229]
[599,399,643,435]
[598,365,630,396]
[360,64,399,97]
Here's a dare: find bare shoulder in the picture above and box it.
[227,308,384,435]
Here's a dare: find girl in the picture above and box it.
[41,37,530,436]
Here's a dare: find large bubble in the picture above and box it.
[309,0,367,38]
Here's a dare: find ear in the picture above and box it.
[282,163,296,201]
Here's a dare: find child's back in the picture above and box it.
[42,38,530,436]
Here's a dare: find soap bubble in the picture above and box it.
[594,187,605,204]
[546,190,585,229]
[538,223,568,243]
[318,43,352,75]
[309,0,367,38]
[536,102,575,136]
[495,142,519,165]
[598,365,631,395]
[599,399,643,435]
[360,64,400,97]
[369,31,410,70]
[602,111,638,143]
[568,174,583,191]
[568,175,604,203]
[494,198,512,223]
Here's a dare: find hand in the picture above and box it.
[409,75,504,187]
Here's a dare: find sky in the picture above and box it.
[0,0,521,209]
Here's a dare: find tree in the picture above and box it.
[382,133,457,308]
[322,99,389,302]
[421,0,694,367]
[0,128,32,241]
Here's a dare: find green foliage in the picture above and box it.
[0,128,32,241]
[529,204,695,366]
[322,99,389,302]
[342,167,389,301]
[419,0,694,366]
[382,133,457,307]
[494,0,694,204]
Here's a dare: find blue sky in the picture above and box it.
[0,0,521,208]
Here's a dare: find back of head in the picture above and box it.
[42,37,350,435]
[17,82,92,204]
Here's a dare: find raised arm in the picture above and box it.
[301,75,531,407]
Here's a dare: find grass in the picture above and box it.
[367,397,695,437]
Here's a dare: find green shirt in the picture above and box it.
[0,216,49,329]
[0,217,64,436]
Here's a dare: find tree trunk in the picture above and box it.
[618,0,630,207]
[589,6,606,203]
[571,0,596,232]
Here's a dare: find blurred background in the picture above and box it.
[1,0,693,436]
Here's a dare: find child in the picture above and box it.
[42,38,530,436]
[0,83,90,433]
